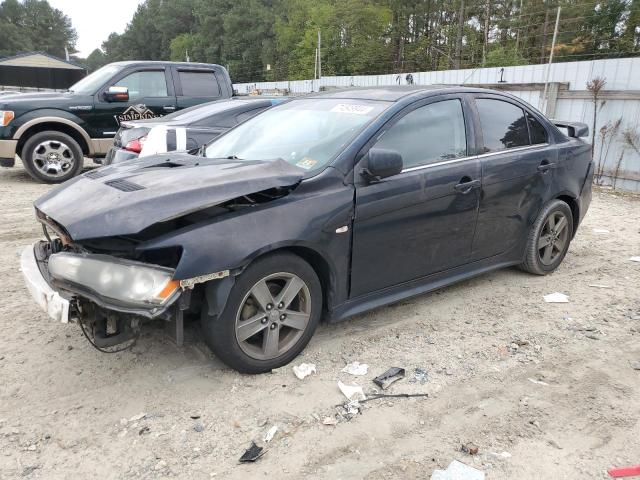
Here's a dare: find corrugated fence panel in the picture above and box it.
[234,57,640,192]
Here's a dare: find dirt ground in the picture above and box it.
[0,160,639,480]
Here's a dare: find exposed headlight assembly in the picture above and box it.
[48,252,180,307]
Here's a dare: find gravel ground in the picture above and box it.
[0,160,639,479]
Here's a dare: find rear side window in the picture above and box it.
[527,112,548,144]
[477,99,529,152]
[374,99,467,169]
[179,71,220,97]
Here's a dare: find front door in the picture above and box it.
[350,96,481,298]
[91,67,177,138]
[470,96,556,260]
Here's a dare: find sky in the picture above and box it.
[47,0,145,58]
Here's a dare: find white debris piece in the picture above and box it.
[292,363,316,380]
[527,378,549,386]
[431,460,485,480]
[592,228,610,234]
[588,284,612,289]
[630,256,640,263]
[322,417,338,426]
[263,425,278,443]
[337,380,366,401]
[341,361,369,376]
[543,292,569,303]
[488,451,512,460]
[128,413,146,422]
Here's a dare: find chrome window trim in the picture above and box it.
[400,143,549,174]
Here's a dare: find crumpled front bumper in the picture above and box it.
[20,245,70,323]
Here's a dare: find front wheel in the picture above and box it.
[201,253,322,373]
[21,131,84,183]
[520,199,574,275]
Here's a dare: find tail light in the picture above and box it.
[124,136,147,154]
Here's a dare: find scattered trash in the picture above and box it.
[488,451,512,460]
[360,392,429,403]
[543,292,569,303]
[461,442,479,455]
[342,400,361,417]
[585,333,600,340]
[593,228,610,234]
[608,465,640,478]
[337,380,366,401]
[128,413,146,422]
[194,422,204,433]
[292,363,316,380]
[412,368,428,384]
[373,367,405,390]
[630,256,640,263]
[527,378,549,386]
[431,460,485,480]
[263,425,278,443]
[239,441,265,463]
[341,361,369,376]
[138,426,150,435]
[190,414,201,420]
[322,416,338,426]
[547,438,563,450]
[630,361,640,371]
[588,284,612,289]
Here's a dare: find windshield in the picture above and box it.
[69,64,123,95]
[205,98,390,173]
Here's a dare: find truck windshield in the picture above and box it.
[205,98,389,174]
[68,65,123,95]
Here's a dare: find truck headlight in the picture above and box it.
[48,252,180,307]
[0,111,15,126]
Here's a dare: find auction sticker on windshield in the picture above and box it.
[330,104,374,115]
[296,157,318,169]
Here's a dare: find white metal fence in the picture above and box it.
[235,57,640,192]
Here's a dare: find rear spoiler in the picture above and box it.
[552,120,589,138]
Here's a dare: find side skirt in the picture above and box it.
[326,249,522,323]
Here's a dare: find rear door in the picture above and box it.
[171,67,224,109]
[350,95,481,297]
[470,95,556,260]
[92,67,177,138]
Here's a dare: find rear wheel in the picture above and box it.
[520,199,573,275]
[201,253,322,373]
[22,131,84,183]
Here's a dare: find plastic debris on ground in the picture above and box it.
[322,416,338,426]
[239,441,265,463]
[412,368,428,384]
[631,361,640,371]
[430,460,485,480]
[630,256,640,263]
[292,363,316,380]
[488,451,512,460]
[593,228,610,234]
[372,367,405,390]
[588,284,612,288]
[527,378,549,386]
[341,361,369,376]
[543,292,569,303]
[337,380,366,401]
[263,425,278,443]
[342,400,361,418]
[608,464,640,478]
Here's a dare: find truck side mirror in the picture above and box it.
[361,148,404,182]
[104,86,129,102]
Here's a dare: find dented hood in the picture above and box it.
[35,154,304,240]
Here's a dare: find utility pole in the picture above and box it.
[455,0,465,69]
[540,8,550,64]
[541,6,561,113]
[317,30,322,80]
[314,47,318,80]
[482,1,490,66]
[515,0,524,53]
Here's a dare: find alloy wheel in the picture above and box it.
[32,140,75,178]
[234,272,312,360]
[537,211,569,265]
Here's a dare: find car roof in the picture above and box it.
[109,60,225,69]
[305,86,515,102]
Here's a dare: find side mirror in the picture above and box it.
[103,86,129,102]
[552,120,589,138]
[362,148,403,182]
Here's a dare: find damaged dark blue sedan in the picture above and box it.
[21,87,593,373]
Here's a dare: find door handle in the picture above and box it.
[163,105,176,112]
[537,161,555,173]
[454,178,481,194]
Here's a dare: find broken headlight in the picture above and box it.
[48,252,180,307]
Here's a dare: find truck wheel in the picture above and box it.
[520,199,574,275]
[201,253,322,374]
[21,131,84,183]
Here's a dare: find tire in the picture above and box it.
[21,131,84,183]
[520,199,574,275]
[201,253,322,374]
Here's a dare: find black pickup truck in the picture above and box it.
[0,61,233,183]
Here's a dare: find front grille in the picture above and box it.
[104,179,145,192]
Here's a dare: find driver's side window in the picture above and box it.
[114,70,168,100]
[375,99,467,169]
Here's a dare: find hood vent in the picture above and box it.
[85,169,111,179]
[104,179,145,192]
